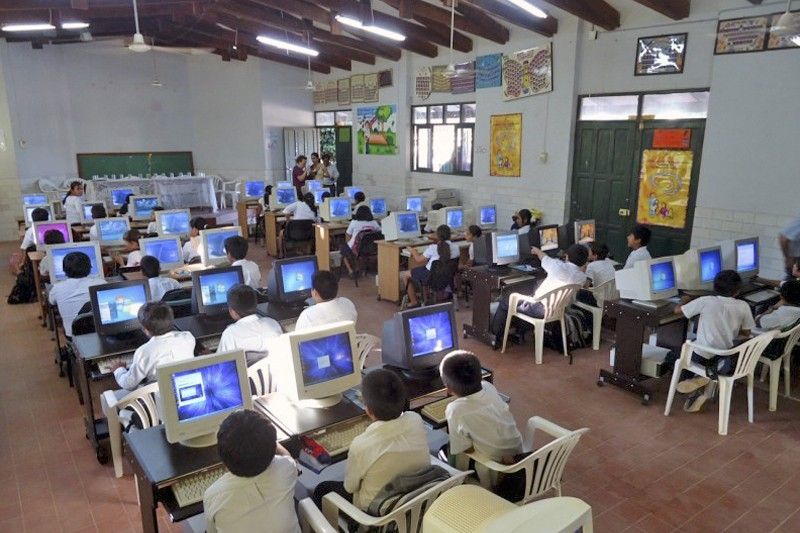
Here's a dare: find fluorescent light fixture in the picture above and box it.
[2,23,56,32]
[61,22,90,30]
[256,35,319,56]
[507,0,548,19]
[334,14,406,41]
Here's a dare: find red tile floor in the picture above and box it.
[1,235,799,532]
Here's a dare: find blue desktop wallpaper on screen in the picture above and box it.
[145,240,181,264]
[298,333,355,386]
[699,250,722,283]
[245,182,265,197]
[96,286,146,324]
[173,360,243,421]
[206,231,239,258]
[112,189,134,205]
[651,262,676,292]
[398,214,418,233]
[277,188,296,204]
[409,311,454,357]
[135,197,159,214]
[99,219,128,241]
[282,261,315,293]
[52,247,99,279]
[162,213,190,234]
[481,207,496,225]
[447,210,463,228]
[331,199,350,218]
[200,271,240,305]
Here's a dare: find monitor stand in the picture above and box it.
[632,299,672,309]
[298,393,342,409]
[179,432,218,448]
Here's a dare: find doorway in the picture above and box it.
[315,110,353,191]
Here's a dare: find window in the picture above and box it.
[412,103,475,175]
[315,110,352,127]
[579,95,639,121]
[642,92,709,119]
[578,91,710,121]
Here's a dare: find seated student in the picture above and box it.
[39,229,67,278]
[623,224,652,269]
[464,225,482,267]
[491,244,588,341]
[513,209,533,235]
[401,224,460,309]
[585,242,616,288]
[423,203,445,233]
[111,302,195,391]
[146,206,164,235]
[313,369,430,511]
[183,216,207,263]
[671,270,755,412]
[203,410,300,533]
[294,271,357,331]
[224,236,261,289]
[118,193,134,216]
[258,184,274,212]
[140,255,181,302]
[112,229,143,268]
[88,204,108,241]
[48,252,106,338]
[757,280,800,330]
[340,205,381,278]
[217,284,282,362]
[352,191,367,213]
[21,207,50,250]
[278,193,317,257]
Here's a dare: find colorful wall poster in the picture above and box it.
[356,105,398,156]
[502,44,552,101]
[431,65,452,93]
[715,16,769,54]
[489,113,522,177]
[475,53,502,89]
[636,149,694,229]
[414,66,432,100]
[450,62,476,94]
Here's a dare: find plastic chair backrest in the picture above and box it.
[286,219,315,241]
[248,357,276,396]
[517,427,588,504]
[538,284,581,321]
[773,321,800,359]
[117,383,162,428]
[731,330,779,379]
[590,278,618,309]
[355,333,380,371]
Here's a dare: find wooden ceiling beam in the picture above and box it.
[629,0,690,20]
[460,0,557,37]
[381,0,508,45]
[540,0,619,30]
[0,0,206,9]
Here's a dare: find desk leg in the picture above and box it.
[377,245,400,303]
[77,357,109,463]
[32,262,45,325]
[316,225,331,271]
[463,278,497,348]
[598,317,655,405]
[237,203,249,239]
[135,472,159,533]
[265,215,279,256]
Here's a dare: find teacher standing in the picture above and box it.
[780,216,800,280]
[292,155,309,200]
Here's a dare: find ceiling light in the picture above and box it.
[334,15,406,41]
[257,35,319,56]
[61,22,90,30]
[2,23,56,32]
[507,0,548,19]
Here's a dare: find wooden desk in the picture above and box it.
[28,251,47,326]
[264,211,286,257]
[236,200,260,239]
[315,221,349,271]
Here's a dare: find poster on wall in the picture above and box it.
[337,78,351,105]
[363,73,379,102]
[767,11,800,50]
[379,69,393,87]
[356,105,398,156]
[431,65,452,93]
[350,74,365,103]
[414,67,432,100]
[635,33,686,75]
[715,16,769,54]
[476,53,502,89]
[451,62,476,94]
[502,44,552,101]
[489,113,522,177]
[313,85,326,105]
[636,149,694,229]
[324,81,337,103]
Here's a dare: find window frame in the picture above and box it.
[411,102,475,177]
[577,88,711,122]
[314,109,352,127]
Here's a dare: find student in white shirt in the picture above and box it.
[204,410,299,533]
[48,251,106,338]
[111,302,195,391]
[757,280,800,330]
[21,207,50,250]
[464,225,482,267]
[224,236,261,289]
[295,271,357,331]
[351,191,367,214]
[313,369,430,511]
[423,203,445,234]
[401,224,460,308]
[217,285,282,364]
[140,255,181,302]
[87,204,108,241]
[112,229,143,268]
[585,242,616,288]
[513,209,533,235]
[147,206,164,235]
[340,205,381,278]
[321,153,339,188]
[62,181,84,226]
[278,193,317,258]
[39,229,67,278]
[672,270,755,412]
[183,217,207,263]
[623,224,652,269]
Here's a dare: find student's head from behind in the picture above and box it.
[138,302,174,337]
[435,224,452,243]
[227,284,258,320]
[31,207,50,223]
[123,193,134,206]
[714,270,743,297]
[90,204,107,220]
[140,255,161,279]
[565,244,589,269]
[431,202,444,211]
[123,229,141,250]
[311,270,338,303]
[354,191,366,204]
[589,242,609,261]
[224,235,249,261]
[218,410,277,477]
[780,279,800,307]
[43,229,66,246]
[627,224,651,249]
[353,205,374,222]
[189,216,207,237]
[362,368,407,421]
[152,206,164,213]
[321,191,331,202]
[63,252,92,279]
[440,350,482,397]
[466,225,482,241]
[518,209,532,226]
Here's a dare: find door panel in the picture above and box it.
[334,126,353,189]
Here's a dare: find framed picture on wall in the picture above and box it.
[634,33,687,75]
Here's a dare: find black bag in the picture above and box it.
[7,259,37,304]
[543,306,592,353]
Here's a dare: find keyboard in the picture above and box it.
[171,466,227,507]
[96,354,133,375]
[421,396,456,425]
[310,416,371,457]
[201,336,221,352]
[745,290,779,304]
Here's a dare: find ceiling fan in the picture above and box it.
[441,0,480,78]
[118,0,212,55]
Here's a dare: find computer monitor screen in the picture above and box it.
[494,232,520,265]
[199,270,240,307]
[539,226,559,252]
[345,186,362,200]
[140,237,183,269]
[313,189,328,206]
[298,332,356,387]
[82,202,105,222]
[157,210,190,236]
[406,196,423,213]
[398,213,419,233]
[479,206,497,227]
[97,218,129,244]
[408,308,455,357]
[381,303,458,376]
[281,257,316,294]
[201,227,242,266]
[49,243,103,282]
[736,240,758,273]
[110,188,136,207]
[90,281,149,335]
[172,359,244,421]
[306,180,324,192]
[131,196,159,219]
[446,208,464,230]
[23,194,48,206]
[575,219,596,244]
[650,261,676,293]
[330,198,351,219]
[276,187,297,205]
[369,198,387,217]
[699,248,722,283]
[25,205,52,225]
[244,180,266,198]
[34,221,71,247]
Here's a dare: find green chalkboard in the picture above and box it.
[76,152,194,180]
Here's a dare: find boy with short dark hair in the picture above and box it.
[140,255,181,301]
[217,284,282,363]
[465,225,482,267]
[48,251,106,338]
[624,224,652,269]
[20,207,50,250]
[586,242,616,288]
[112,302,195,391]
[352,191,367,212]
[88,204,107,241]
[294,270,357,331]
[225,235,261,289]
[39,229,66,278]
[757,279,800,330]
[146,206,164,235]
[204,410,300,533]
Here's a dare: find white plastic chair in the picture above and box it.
[321,470,471,533]
[248,356,277,397]
[213,176,238,209]
[37,177,62,203]
[100,383,161,478]
[501,284,582,364]
[464,416,588,504]
[355,333,381,372]
[664,331,778,435]
[422,485,593,533]
[758,322,800,411]
[573,279,618,351]
[298,498,338,533]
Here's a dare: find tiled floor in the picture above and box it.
[1,226,799,532]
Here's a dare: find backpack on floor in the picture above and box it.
[544,306,592,353]
[7,256,37,305]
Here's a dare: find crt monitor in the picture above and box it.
[110,187,139,207]
[381,211,421,241]
[344,186,362,201]
[574,219,596,244]
[158,350,252,447]
[305,179,324,192]
[321,197,351,222]
[674,246,722,291]
[242,180,267,200]
[192,265,244,315]
[81,202,106,224]
[140,236,184,271]
[406,196,424,213]
[24,204,53,226]
[23,194,48,206]
[444,207,465,231]
[615,257,678,302]
[492,232,520,267]
[129,195,160,220]
[382,302,458,377]
[312,189,328,206]
[33,220,72,250]
[479,205,497,228]
[96,217,130,246]
[267,255,318,305]
[155,209,191,237]
[48,242,104,282]
[199,226,243,267]
[274,321,361,408]
[89,279,150,336]
[537,224,560,252]
[272,186,297,208]
[369,197,388,217]
[735,237,759,279]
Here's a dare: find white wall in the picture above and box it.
[0,41,23,241]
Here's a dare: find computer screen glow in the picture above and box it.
[446,209,464,229]
[133,197,159,217]
[98,219,128,242]
[406,197,423,213]
[298,332,355,387]
[198,270,240,306]
[480,206,496,226]
[23,194,48,206]
[329,198,350,218]
[111,189,134,206]
[143,239,181,264]
[205,230,240,261]
[171,360,244,422]
[35,222,70,244]
[736,242,757,272]
[276,188,296,205]
[540,227,559,252]
[699,249,722,283]
[95,285,147,325]
[51,247,100,281]
[650,262,676,293]
[313,189,327,205]
[281,259,316,293]
[496,233,519,260]
[577,221,596,243]
[160,212,190,235]
[408,310,454,357]
[345,187,362,199]
[245,181,265,197]
[370,198,387,216]
[306,180,324,191]
[398,213,419,233]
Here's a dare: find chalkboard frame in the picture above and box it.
[76,151,195,180]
